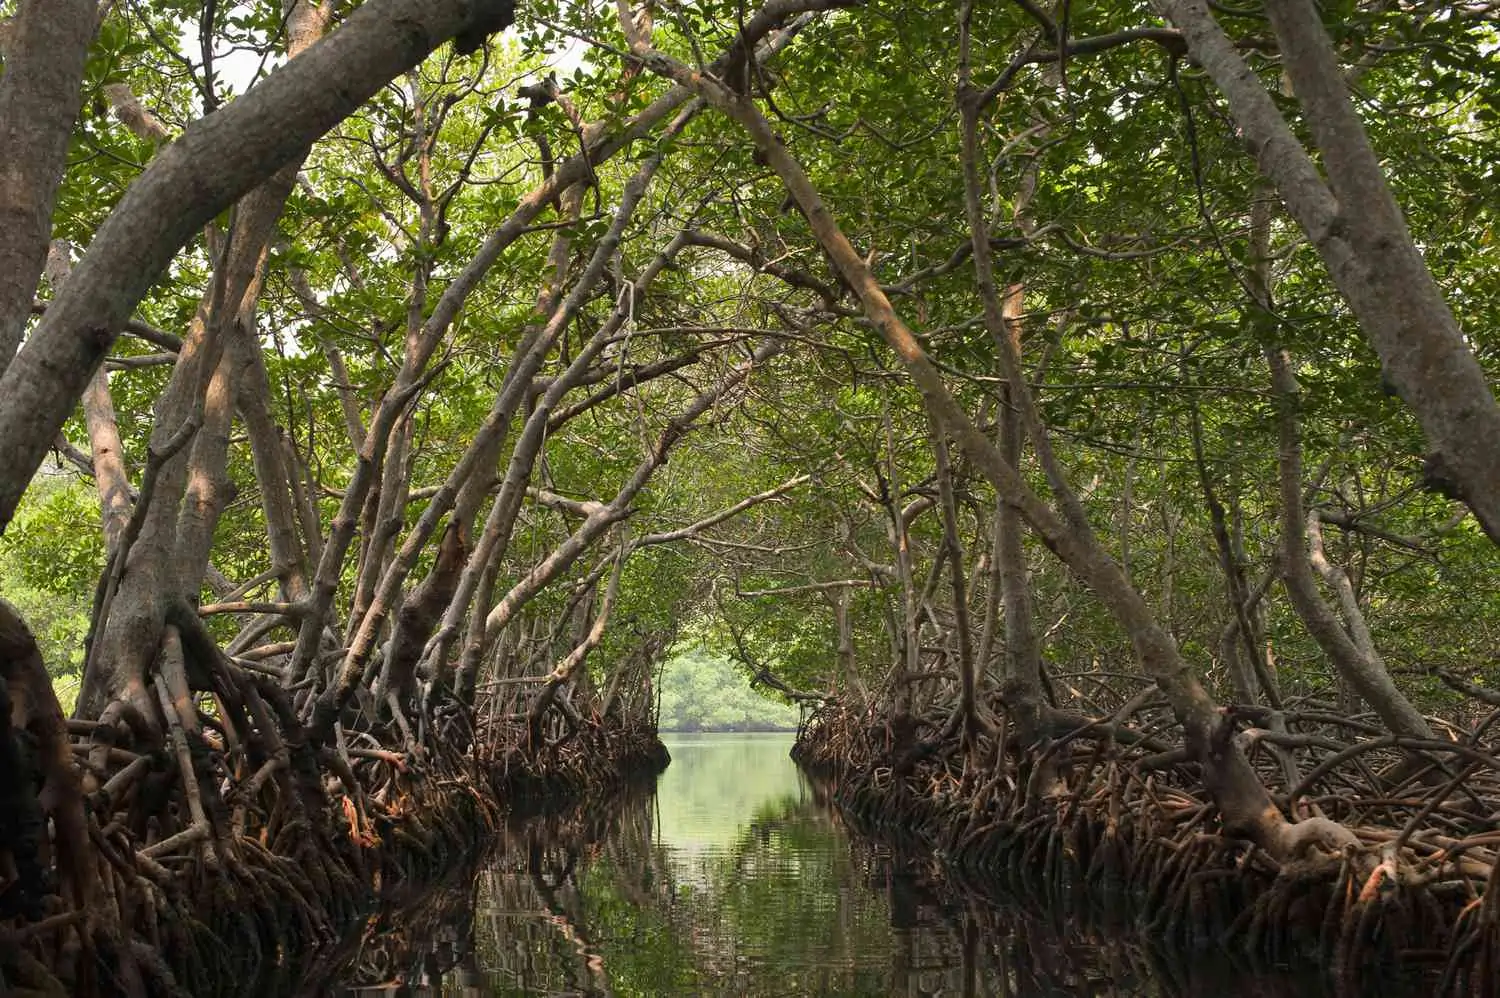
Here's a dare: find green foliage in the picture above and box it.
[10,0,1499,740]
[0,475,100,682]
[657,647,799,732]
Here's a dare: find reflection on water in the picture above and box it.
[330,732,1353,997]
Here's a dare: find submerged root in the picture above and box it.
[795,697,1500,996]
[1,604,666,997]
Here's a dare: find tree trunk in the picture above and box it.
[232,329,311,601]
[1190,401,1276,708]
[0,0,97,376]
[0,599,91,918]
[628,27,1336,855]
[954,38,1051,751]
[989,290,1048,749]
[80,2,332,715]
[1158,0,1500,544]
[1267,346,1433,741]
[527,539,628,744]
[0,0,517,529]
[929,412,979,747]
[333,142,689,729]
[47,240,133,555]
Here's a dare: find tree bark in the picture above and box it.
[46,240,133,555]
[0,599,92,916]
[0,0,517,529]
[221,0,336,605]
[626,19,1340,856]
[880,401,919,713]
[1267,347,1433,740]
[1158,0,1500,544]
[232,327,311,601]
[172,342,237,606]
[0,0,97,377]
[83,367,133,555]
[954,39,1051,745]
[991,294,1048,747]
[78,296,217,723]
[929,413,980,746]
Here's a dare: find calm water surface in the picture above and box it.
[331,732,1353,996]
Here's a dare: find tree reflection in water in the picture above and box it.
[328,733,1397,997]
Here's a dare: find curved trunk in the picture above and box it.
[80,6,327,715]
[46,240,134,556]
[0,0,97,376]
[374,185,586,710]
[1268,347,1433,741]
[0,600,91,917]
[634,38,1312,853]
[1159,0,1500,543]
[232,332,310,601]
[0,0,518,529]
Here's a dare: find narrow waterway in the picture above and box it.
[328,732,1400,996]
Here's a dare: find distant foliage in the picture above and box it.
[0,475,100,691]
[657,646,800,733]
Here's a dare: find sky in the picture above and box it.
[182,15,589,99]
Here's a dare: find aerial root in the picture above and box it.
[5,618,665,996]
[795,698,1500,996]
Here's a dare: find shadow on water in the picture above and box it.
[318,733,1424,996]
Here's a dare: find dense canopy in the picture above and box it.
[0,0,1498,993]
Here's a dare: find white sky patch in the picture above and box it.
[178,19,591,100]
[175,20,275,97]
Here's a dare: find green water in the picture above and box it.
[653,732,806,852]
[330,733,1366,997]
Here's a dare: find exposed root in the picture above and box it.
[0,592,667,996]
[794,695,1500,996]
[297,773,660,993]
